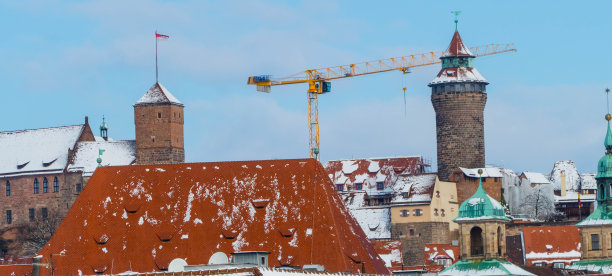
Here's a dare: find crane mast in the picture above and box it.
[248,43,516,160]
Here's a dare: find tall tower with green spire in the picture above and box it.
[429,17,488,182]
[570,89,612,272]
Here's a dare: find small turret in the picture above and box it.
[100,116,108,141]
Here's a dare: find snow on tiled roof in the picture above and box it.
[372,240,402,270]
[325,157,424,188]
[135,82,182,106]
[521,172,551,185]
[36,159,389,275]
[443,31,474,57]
[581,173,597,190]
[348,205,390,239]
[392,174,437,203]
[0,124,85,175]
[69,140,136,176]
[550,160,581,191]
[523,226,581,266]
[424,244,459,265]
[429,67,488,85]
[459,167,503,178]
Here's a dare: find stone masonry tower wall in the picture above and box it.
[134,82,185,164]
[429,30,488,181]
[432,91,486,181]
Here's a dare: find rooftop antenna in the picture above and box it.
[451,11,461,31]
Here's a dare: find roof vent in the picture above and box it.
[347,252,361,264]
[93,234,110,245]
[221,228,239,240]
[124,203,141,214]
[278,226,294,238]
[208,252,229,265]
[17,161,29,170]
[303,264,325,272]
[156,231,174,242]
[154,257,170,271]
[251,199,270,209]
[91,264,108,274]
[42,158,57,167]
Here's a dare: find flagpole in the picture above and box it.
[155,32,159,83]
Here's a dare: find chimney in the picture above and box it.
[84,116,89,125]
[560,170,567,197]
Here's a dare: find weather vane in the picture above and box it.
[451,11,461,30]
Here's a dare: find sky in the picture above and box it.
[0,0,610,174]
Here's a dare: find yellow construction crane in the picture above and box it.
[247,43,516,160]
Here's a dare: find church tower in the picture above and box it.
[134,82,184,164]
[570,89,612,271]
[429,29,488,181]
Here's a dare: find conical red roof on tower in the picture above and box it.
[443,31,474,57]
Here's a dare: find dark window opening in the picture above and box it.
[377,182,384,190]
[53,177,59,192]
[470,227,484,256]
[409,229,415,236]
[5,181,9,196]
[76,183,82,193]
[592,234,600,250]
[400,210,408,217]
[34,178,39,194]
[42,208,48,220]
[355,183,362,190]
[337,184,343,191]
[261,257,265,265]
[29,208,34,221]
[6,210,12,224]
[43,177,48,193]
[436,191,440,198]
[441,209,446,217]
[415,209,423,216]
[157,112,161,118]
[498,226,503,256]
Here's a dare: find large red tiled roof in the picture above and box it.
[36,159,389,275]
[0,256,33,276]
[523,226,581,266]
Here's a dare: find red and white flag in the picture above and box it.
[156,32,169,40]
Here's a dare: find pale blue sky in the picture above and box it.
[0,0,610,174]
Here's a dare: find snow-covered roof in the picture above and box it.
[550,160,581,191]
[347,206,391,239]
[521,172,551,185]
[135,82,182,106]
[69,140,136,176]
[429,67,488,85]
[439,259,534,275]
[459,167,502,178]
[442,31,474,57]
[523,226,581,266]
[372,240,402,270]
[325,157,425,189]
[0,124,85,176]
[581,173,597,190]
[555,191,595,203]
[37,159,389,275]
[392,174,437,204]
[424,244,459,265]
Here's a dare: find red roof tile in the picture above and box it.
[36,159,389,275]
[523,226,581,266]
[0,256,33,276]
[443,31,474,57]
[325,157,425,188]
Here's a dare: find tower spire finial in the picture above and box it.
[451,11,461,31]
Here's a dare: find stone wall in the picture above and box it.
[391,222,450,266]
[449,173,502,204]
[134,104,184,164]
[431,91,486,181]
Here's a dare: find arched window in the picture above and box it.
[497,226,503,256]
[5,181,9,196]
[470,226,484,257]
[43,177,49,193]
[53,177,59,192]
[33,178,39,194]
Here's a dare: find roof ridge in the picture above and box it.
[0,124,84,134]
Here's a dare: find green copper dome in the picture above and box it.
[454,177,509,222]
[597,121,612,179]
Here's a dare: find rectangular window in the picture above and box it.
[42,208,48,220]
[415,209,423,216]
[355,183,362,190]
[6,210,12,224]
[377,182,384,190]
[409,229,415,236]
[592,234,600,250]
[29,208,34,221]
[552,262,564,269]
[336,184,343,191]
[43,178,48,193]
[400,210,409,217]
[34,179,39,194]
[53,177,59,193]
[76,183,82,193]
[5,181,9,196]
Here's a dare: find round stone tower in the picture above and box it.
[429,30,489,181]
[134,82,185,164]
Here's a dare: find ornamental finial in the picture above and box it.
[451,11,461,31]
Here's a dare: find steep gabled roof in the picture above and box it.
[424,243,459,265]
[0,124,87,176]
[549,160,580,191]
[454,178,509,222]
[520,172,551,185]
[523,226,581,265]
[372,240,402,271]
[37,159,389,275]
[443,31,474,57]
[135,82,183,106]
